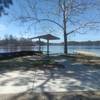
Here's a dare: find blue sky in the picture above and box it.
[0,0,100,42]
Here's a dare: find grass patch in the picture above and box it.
[0,56,63,72]
[32,59,55,65]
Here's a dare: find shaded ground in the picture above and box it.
[1,92,100,100]
[0,56,100,99]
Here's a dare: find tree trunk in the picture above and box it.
[63,0,68,55]
[64,30,68,55]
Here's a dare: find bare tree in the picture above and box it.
[14,0,100,55]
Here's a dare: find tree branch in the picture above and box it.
[67,22,100,35]
[36,18,64,29]
[15,16,64,31]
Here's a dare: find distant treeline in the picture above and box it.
[67,41,100,46]
[0,35,37,52]
[0,35,100,46]
[0,35,33,46]
[48,41,100,46]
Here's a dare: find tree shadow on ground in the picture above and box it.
[0,57,63,86]
[0,57,100,100]
[9,91,100,100]
[0,58,100,88]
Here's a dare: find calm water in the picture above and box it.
[0,45,100,56]
[41,45,100,56]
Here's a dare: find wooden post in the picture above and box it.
[47,39,49,56]
[38,38,41,52]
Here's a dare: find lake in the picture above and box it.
[0,45,100,56]
[41,45,100,56]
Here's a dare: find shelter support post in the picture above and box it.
[38,38,41,52]
[47,39,49,56]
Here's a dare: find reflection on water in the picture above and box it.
[0,45,100,56]
[0,46,33,53]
